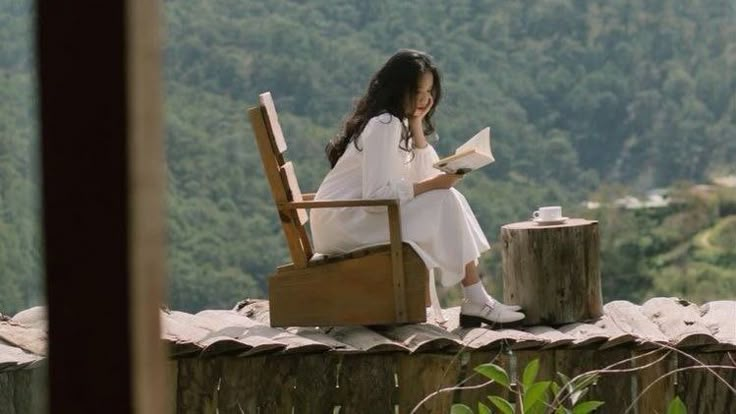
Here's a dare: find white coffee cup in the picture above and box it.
[533,206,562,221]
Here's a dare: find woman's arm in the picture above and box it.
[407,95,445,183]
[361,115,415,210]
[413,173,463,196]
[409,118,428,149]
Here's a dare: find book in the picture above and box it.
[432,127,494,174]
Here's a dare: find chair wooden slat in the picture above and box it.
[258,92,288,155]
[249,106,288,203]
[280,161,312,260]
[249,106,309,268]
[280,162,308,225]
[388,203,407,323]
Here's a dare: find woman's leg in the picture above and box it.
[459,261,525,326]
[460,260,522,310]
[461,261,480,286]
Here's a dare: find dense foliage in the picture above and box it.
[1,0,734,313]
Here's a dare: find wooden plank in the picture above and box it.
[641,297,717,347]
[554,348,633,414]
[338,354,397,413]
[127,0,168,411]
[306,244,393,267]
[515,348,557,383]
[248,106,309,268]
[283,198,399,209]
[11,367,47,414]
[39,0,132,411]
[292,354,340,412]
[167,361,178,414]
[176,358,222,414]
[678,351,736,413]
[398,353,461,413]
[216,357,269,413]
[280,161,312,259]
[0,370,16,414]
[258,92,288,154]
[455,351,511,408]
[279,161,308,224]
[596,348,637,414]
[268,244,427,327]
[388,203,408,323]
[217,355,299,413]
[633,349,674,414]
[37,1,168,411]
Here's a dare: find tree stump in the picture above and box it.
[501,219,602,326]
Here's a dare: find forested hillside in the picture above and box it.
[1,0,734,313]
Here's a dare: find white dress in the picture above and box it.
[310,113,490,287]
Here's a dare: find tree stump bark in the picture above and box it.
[501,219,602,325]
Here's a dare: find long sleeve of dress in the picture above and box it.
[360,115,414,213]
[408,144,441,183]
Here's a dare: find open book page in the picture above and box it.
[433,127,494,174]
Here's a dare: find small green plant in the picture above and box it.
[451,359,604,414]
[667,396,686,414]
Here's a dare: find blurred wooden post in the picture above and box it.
[501,219,602,325]
[38,0,166,413]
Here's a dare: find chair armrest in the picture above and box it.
[278,199,398,209]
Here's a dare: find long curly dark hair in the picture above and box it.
[325,49,442,168]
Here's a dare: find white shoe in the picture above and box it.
[488,298,523,312]
[460,300,525,328]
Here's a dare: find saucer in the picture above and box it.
[532,217,569,225]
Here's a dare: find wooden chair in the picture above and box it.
[248,92,428,327]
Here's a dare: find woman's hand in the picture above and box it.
[409,95,434,130]
[409,95,433,148]
[413,172,463,196]
[410,94,434,123]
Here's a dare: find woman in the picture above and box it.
[310,49,524,327]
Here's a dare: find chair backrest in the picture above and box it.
[248,92,313,268]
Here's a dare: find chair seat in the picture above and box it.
[278,244,394,271]
[308,244,392,265]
